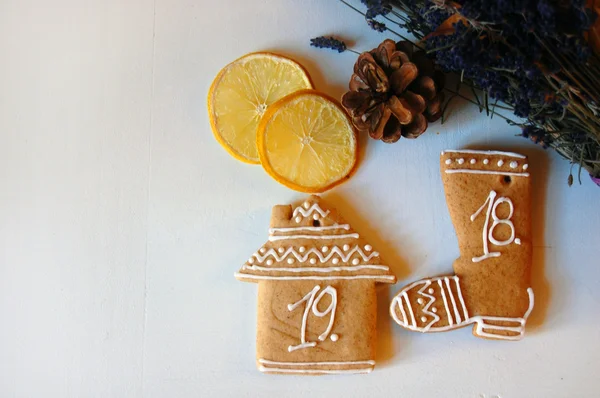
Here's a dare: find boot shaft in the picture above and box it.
[440,150,532,317]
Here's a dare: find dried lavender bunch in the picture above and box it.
[332,0,600,185]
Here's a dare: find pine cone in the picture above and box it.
[341,39,445,143]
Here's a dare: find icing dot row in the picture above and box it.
[445,157,528,170]
[256,245,374,255]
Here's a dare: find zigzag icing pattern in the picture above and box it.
[292,203,329,222]
[250,245,379,265]
[417,280,440,331]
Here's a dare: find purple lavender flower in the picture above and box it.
[521,126,552,149]
[361,0,391,16]
[367,18,386,32]
[310,36,347,53]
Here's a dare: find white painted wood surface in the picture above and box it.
[1,1,599,397]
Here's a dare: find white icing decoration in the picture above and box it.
[497,160,504,166]
[287,285,338,352]
[269,225,350,234]
[266,259,273,266]
[523,164,529,170]
[259,367,372,375]
[444,277,461,323]
[421,316,427,323]
[457,158,465,164]
[442,149,526,159]
[403,293,416,327]
[454,276,469,320]
[235,273,396,281]
[515,238,521,245]
[483,159,489,165]
[303,201,310,209]
[313,286,337,341]
[248,258,254,264]
[313,213,319,220]
[390,277,533,340]
[445,169,529,177]
[243,264,390,272]
[470,190,517,262]
[295,216,302,223]
[287,285,319,352]
[364,245,372,251]
[396,293,408,325]
[470,159,476,164]
[260,248,266,254]
[330,333,339,342]
[332,258,339,264]
[310,258,317,264]
[470,190,501,263]
[343,244,350,251]
[417,298,424,305]
[244,264,390,274]
[445,159,452,165]
[472,288,534,340]
[293,203,330,221]
[322,247,328,253]
[269,233,359,242]
[438,279,453,326]
[250,245,380,265]
[510,161,518,168]
[352,258,359,265]
[417,280,440,331]
[432,307,437,313]
[258,358,375,366]
[287,258,294,264]
[278,247,284,253]
[488,197,515,246]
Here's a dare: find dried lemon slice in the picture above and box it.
[208,53,313,164]
[257,90,357,193]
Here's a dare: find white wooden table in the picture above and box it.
[2,1,599,397]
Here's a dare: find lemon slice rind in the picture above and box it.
[257,89,358,193]
[208,52,313,164]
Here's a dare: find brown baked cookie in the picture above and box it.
[390,149,533,341]
[236,195,396,374]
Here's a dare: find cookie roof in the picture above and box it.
[235,196,396,284]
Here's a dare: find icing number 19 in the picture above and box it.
[470,190,520,263]
[287,285,338,352]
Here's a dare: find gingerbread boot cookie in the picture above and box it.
[390,149,534,341]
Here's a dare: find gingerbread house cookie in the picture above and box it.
[235,195,396,375]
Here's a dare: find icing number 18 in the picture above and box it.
[470,190,520,263]
[287,285,338,352]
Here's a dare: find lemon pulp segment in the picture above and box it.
[259,91,357,192]
[209,53,312,163]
